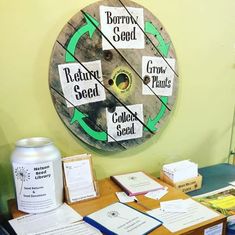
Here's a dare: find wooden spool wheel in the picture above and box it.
[49,0,179,151]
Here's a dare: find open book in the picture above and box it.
[83,202,162,235]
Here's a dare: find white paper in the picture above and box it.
[9,203,82,235]
[204,223,223,235]
[116,192,137,203]
[229,181,235,186]
[12,162,56,213]
[113,172,164,195]
[58,61,106,107]
[147,198,220,233]
[106,104,144,142]
[29,221,102,235]
[85,202,161,235]
[145,188,168,200]
[160,199,188,213]
[63,158,96,202]
[162,160,198,182]
[142,56,175,96]
[100,6,145,50]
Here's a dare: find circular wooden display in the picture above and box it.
[49,0,178,151]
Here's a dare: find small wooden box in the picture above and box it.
[160,170,202,193]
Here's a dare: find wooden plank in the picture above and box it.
[49,0,178,151]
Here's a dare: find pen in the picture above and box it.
[134,199,151,211]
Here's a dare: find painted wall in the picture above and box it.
[0,0,234,215]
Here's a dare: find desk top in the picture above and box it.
[9,176,226,235]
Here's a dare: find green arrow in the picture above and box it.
[65,13,99,62]
[145,21,170,57]
[71,109,107,141]
[145,96,168,132]
[66,14,106,141]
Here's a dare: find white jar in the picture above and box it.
[11,137,63,213]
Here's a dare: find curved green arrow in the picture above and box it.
[145,96,168,132]
[65,13,99,62]
[145,21,170,57]
[66,14,105,141]
[71,109,107,141]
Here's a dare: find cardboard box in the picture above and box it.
[160,170,202,193]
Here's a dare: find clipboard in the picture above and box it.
[62,154,99,204]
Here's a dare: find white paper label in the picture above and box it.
[106,104,143,142]
[58,60,106,107]
[13,162,56,213]
[142,56,175,96]
[100,6,145,50]
[204,223,223,235]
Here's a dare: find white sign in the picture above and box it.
[58,61,106,107]
[100,6,145,50]
[142,56,175,96]
[13,162,56,213]
[106,104,143,142]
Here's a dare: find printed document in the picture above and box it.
[9,203,82,235]
[111,171,164,195]
[63,158,96,202]
[147,198,219,232]
[29,221,102,235]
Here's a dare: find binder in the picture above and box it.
[83,202,162,235]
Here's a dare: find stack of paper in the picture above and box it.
[163,160,198,183]
[8,203,85,235]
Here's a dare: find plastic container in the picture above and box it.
[11,137,63,213]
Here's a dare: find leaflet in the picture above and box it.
[9,203,82,235]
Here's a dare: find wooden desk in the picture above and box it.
[9,177,226,235]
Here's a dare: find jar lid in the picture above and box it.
[16,137,52,148]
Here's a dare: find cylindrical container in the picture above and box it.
[11,137,63,213]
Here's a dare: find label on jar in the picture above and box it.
[13,161,56,213]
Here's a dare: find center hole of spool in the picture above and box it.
[115,73,130,91]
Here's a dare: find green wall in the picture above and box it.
[0,0,235,215]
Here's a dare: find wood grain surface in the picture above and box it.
[49,0,179,151]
